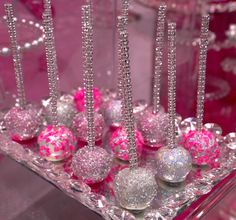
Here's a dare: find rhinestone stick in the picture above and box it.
[81,5,96,148]
[167,23,177,149]
[196,15,210,131]
[43,0,59,95]
[43,0,52,14]
[152,4,167,114]
[117,16,127,99]
[4,4,26,108]
[118,29,138,169]
[42,7,59,125]
[121,0,129,23]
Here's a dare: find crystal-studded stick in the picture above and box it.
[121,0,129,23]
[119,29,138,169]
[167,22,177,149]
[117,16,127,99]
[43,0,53,15]
[152,4,167,114]
[42,11,59,126]
[43,0,59,91]
[4,4,26,108]
[81,5,96,148]
[196,15,210,131]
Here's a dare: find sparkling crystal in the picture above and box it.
[204,123,222,137]
[224,132,236,150]
[180,117,197,135]
[114,167,157,210]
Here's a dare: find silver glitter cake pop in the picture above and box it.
[156,23,192,183]
[71,4,112,184]
[114,167,157,210]
[113,25,157,210]
[182,15,220,166]
[137,5,169,148]
[38,0,76,161]
[42,94,77,129]
[3,4,42,141]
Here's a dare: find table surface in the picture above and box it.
[0,156,103,220]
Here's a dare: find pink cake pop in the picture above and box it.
[38,1,76,161]
[109,127,143,161]
[182,15,220,166]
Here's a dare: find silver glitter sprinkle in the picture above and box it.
[114,167,157,210]
[4,4,26,108]
[72,146,112,184]
[196,15,210,131]
[155,146,192,183]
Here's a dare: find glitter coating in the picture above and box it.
[137,107,168,147]
[38,125,76,161]
[72,146,112,184]
[101,89,117,105]
[72,111,105,142]
[4,105,42,141]
[156,146,192,183]
[114,167,157,210]
[42,94,77,128]
[73,87,102,112]
[109,127,143,161]
[104,99,122,128]
[182,129,220,165]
